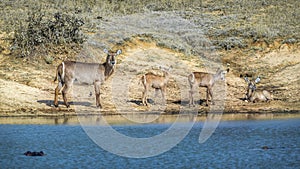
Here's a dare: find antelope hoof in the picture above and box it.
[189,104,196,108]
[54,104,59,108]
[142,101,148,106]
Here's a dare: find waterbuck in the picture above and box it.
[141,66,172,106]
[53,49,122,108]
[188,68,229,106]
[244,77,273,103]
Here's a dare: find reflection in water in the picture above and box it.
[0,113,299,125]
[54,117,69,125]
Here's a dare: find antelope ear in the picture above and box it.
[255,77,261,83]
[116,49,122,55]
[104,49,109,54]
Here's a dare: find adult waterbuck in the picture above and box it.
[188,68,229,106]
[54,49,122,108]
[244,77,273,102]
[141,66,172,106]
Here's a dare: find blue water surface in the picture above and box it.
[0,118,299,168]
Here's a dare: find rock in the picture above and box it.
[24,151,45,156]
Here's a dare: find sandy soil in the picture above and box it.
[0,39,299,117]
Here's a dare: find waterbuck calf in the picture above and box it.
[244,77,273,103]
[141,66,172,106]
[54,49,122,108]
[188,68,229,106]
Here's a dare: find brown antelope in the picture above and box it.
[244,77,273,102]
[53,49,122,108]
[188,68,229,106]
[141,66,172,106]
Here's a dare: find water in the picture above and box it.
[0,118,299,168]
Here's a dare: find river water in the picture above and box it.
[0,117,299,168]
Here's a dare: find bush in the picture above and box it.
[12,11,85,57]
[213,37,247,50]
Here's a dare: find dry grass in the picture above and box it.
[0,0,299,59]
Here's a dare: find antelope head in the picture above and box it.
[244,76,260,99]
[104,49,122,67]
[215,68,229,80]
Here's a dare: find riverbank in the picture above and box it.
[0,42,299,117]
[0,1,299,118]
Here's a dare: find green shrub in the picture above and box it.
[11,10,85,57]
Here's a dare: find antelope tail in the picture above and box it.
[54,62,66,92]
[54,71,58,82]
[61,62,65,82]
[58,62,66,93]
[54,65,59,82]
[54,62,65,82]
[139,75,146,85]
[189,73,195,83]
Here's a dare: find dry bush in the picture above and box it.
[10,10,85,57]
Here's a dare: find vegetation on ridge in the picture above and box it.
[0,0,299,59]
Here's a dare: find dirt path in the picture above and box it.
[0,39,299,117]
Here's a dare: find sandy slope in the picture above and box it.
[0,39,299,116]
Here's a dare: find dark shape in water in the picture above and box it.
[24,151,45,156]
[262,146,273,150]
